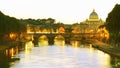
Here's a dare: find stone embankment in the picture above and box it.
[88,39,120,58]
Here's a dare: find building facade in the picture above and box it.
[80,9,104,33]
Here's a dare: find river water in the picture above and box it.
[8,40,120,68]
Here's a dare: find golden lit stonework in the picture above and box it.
[81,9,104,33]
[58,26,65,33]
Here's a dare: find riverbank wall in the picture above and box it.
[90,40,120,58]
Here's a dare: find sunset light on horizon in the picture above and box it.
[0,0,120,24]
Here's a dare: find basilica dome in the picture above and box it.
[89,9,99,19]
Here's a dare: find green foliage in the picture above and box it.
[106,4,120,33]
[105,4,120,44]
[0,11,26,44]
[20,18,55,25]
[20,18,57,30]
[0,11,26,34]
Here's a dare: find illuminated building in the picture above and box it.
[81,9,104,33]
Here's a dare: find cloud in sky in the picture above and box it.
[0,0,120,24]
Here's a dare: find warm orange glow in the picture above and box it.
[25,34,33,41]
[98,27,109,40]
[58,27,65,33]
[27,24,31,33]
[72,29,78,33]
[72,25,80,33]
[9,33,17,39]
[9,48,15,57]
[103,27,109,40]
[5,49,9,56]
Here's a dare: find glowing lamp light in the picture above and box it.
[10,33,16,39]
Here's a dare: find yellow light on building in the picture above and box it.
[27,24,31,33]
[98,27,109,41]
[58,27,65,33]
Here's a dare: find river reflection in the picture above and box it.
[4,46,19,58]
[8,40,120,68]
[71,40,81,48]
[54,40,65,46]
[38,40,48,47]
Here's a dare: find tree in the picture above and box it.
[0,11,26,44]
[47,18,55,24]
[105,4,120,45]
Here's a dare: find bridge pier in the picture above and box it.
[33,35,39,45]
[65,38,70,44]
[48,36,54,45]
[48,39,54,45]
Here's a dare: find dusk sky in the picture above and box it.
[0,0,120,24]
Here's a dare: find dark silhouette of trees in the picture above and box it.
[20,18,56,31]
[20,18,55,25]
[0,11,26,44]
[0,11,26,34]
[47,18,55,24]
[105,4,120,46]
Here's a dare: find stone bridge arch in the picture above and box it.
[33,33,71,45]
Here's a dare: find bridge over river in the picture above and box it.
[27,32,101,45]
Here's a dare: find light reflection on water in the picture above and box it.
[10,40,112,68]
